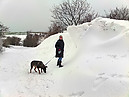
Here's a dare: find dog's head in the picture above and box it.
[38,61,48,73]
[42,66,47,73]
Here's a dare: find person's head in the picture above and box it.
[59,35,63,40]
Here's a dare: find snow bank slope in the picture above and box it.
[65,17,129,97]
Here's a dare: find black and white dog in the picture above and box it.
[30,60,47,74]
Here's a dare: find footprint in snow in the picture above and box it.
[96,57,102,59]
[93,73,129,90]
[69,91,85,97]
[98,73,105,75]
[110,74,129,79]
[93,76,108,91]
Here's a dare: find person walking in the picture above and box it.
[55,35,64,67]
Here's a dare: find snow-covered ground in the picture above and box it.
[0,17,129,97]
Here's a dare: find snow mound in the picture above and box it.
[68,17,129,53]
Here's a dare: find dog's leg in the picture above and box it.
[34,67,37,72]
[41,68,43,73]
[30,69,32,73]
[30,65,33,73]
[38,68,41,74]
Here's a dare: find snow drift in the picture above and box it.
[0,17,129,97]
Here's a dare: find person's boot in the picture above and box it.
[59,61,63,68]
[57,60,60,66]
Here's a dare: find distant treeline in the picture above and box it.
[5,32,27,35]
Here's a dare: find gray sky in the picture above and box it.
[0,0,129,32]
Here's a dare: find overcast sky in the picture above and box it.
[0,0,129,32]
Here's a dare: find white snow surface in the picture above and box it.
[0,17,129,97]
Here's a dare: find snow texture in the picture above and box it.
[0,17,129,97]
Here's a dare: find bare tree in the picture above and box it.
[49,22,62,33]
[47,21,65,37]
[0,22,9,36]
[0,22,9,51]
[51,0,98,27]
[80,12,98,24]
[0,38,2,51]
[105,6,129,20]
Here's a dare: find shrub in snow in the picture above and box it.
[3,36,21,47]
[23,34,40,47]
